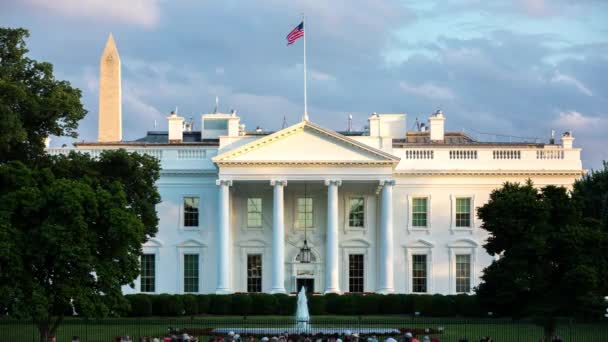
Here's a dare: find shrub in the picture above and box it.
[182,294,199,315]
[231,293,253,315]
[359,294,380,314]
[429,294,455,317]
[151,294,184,316]
[196,295,211,314]
[275,294,296,315]
[125,294,153,317]
[250,293,279,315]
[209,294,232,315]
[411,294,433,315]
[308,295,326,315]
[324,293,340,314]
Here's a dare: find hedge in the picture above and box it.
[124,293,484,317]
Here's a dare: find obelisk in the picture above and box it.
[98,33,122,142]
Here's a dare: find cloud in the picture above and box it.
[553,111,607,131]
[551,72,593,96]
[399,81,456,101]
[310,70,336,81]
[22,0,160,28]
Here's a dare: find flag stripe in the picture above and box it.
[286,21,304,45]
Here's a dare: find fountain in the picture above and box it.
[295,287,310,332]
[211,288,400,336]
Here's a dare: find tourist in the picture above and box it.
[261,337,269,342]
[385,337,397,342]
[403,332,413,342]
[422,337,430,342]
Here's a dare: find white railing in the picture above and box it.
[493,150,521,159]
[536,150,564,159]
[449,150,478,159]
[403,150,434,159]
[178,149,206,159]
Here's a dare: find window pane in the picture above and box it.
[348,196,365,227]
[140,254,155,293]
[184,197,200,227]
[247,254,262,293]
[412,254,427,293]
[455,198,471,227]
[296,197,313,228]
[456,254,471,293]
[247,198,262,227]
[412,198,428,227]
[184,254,199,293]
[349,254,364,293]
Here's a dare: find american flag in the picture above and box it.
[286,21,304,45]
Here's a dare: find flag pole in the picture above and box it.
[302,15,309,121]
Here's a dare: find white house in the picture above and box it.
[48,35,583,296]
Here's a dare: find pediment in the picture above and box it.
[213,121,399,166]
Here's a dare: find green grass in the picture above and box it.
[0,316,606,342]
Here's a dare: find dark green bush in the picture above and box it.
[117,293,485,317]
[151,294,184,316]
[125,294,153,317]
[231,293,253,315]
[308,295,326,315]
[182,294,199,315]
[209,294,232,315]
[196,295,211,314]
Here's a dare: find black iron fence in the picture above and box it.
[0,317,607,342]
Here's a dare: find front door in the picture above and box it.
[296,278,314,294]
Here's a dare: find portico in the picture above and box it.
[212,121,399,294]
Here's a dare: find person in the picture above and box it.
[422,337,430,342]
[261,338,269,342]
[385,337,397,342]
[411,335,419,342]
[403,333,412,342]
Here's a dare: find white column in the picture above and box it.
[324,179,341,293]
[270,180,287,294]
[215,179,233,294]
[377,179,395,294]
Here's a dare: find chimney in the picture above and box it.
[561,131,574,149]
[98,33,122,142]
[429,110,445,142]
[168,110,184,143]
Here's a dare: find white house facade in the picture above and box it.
[47,35,583,296]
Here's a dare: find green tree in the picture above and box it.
[573,162,608,231]
[0,27,86,163]
[0,28,161,341]
[476,181,608,341]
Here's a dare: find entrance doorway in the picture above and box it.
[296,278,314,294]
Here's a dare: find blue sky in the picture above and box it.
[1,0,607,168]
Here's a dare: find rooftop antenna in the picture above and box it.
[550,129,555,144]
[214,96,219,113]
[175,106,178,114]
[282,115,288,129]
[348,114,353,132]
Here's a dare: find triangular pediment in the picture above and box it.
[213,121,399,166]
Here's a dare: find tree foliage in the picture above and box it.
[476,180,608,340]
[0,27,86,163]
[0,28,161,341]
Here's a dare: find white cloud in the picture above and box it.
[399,81,456,100]
[553,111,606,131]
[310,70,336,81]
[551,71,593,96]
[22,0,160,28]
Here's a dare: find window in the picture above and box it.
[183,254,199,293]
[455,198,471,227]
[247,198,262,228]
[412,198,428,227]
[296,197,313,228]
[456,254,471,293]
[183,197,199,227]
[247,254,262,293]
[412,254,427,293]
[349,254,364,293]
[140,254,155,293]
[348,196,365,227]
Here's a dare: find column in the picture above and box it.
[215,179,233,294]
[324,179,341,293]
[270,180,287,294]
[377,179,395,294]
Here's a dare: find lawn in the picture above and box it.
[0,316,606,342]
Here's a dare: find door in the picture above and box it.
[296,278,314,294]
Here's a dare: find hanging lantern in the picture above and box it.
[296,239,312,263]
[296,183,312,263]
